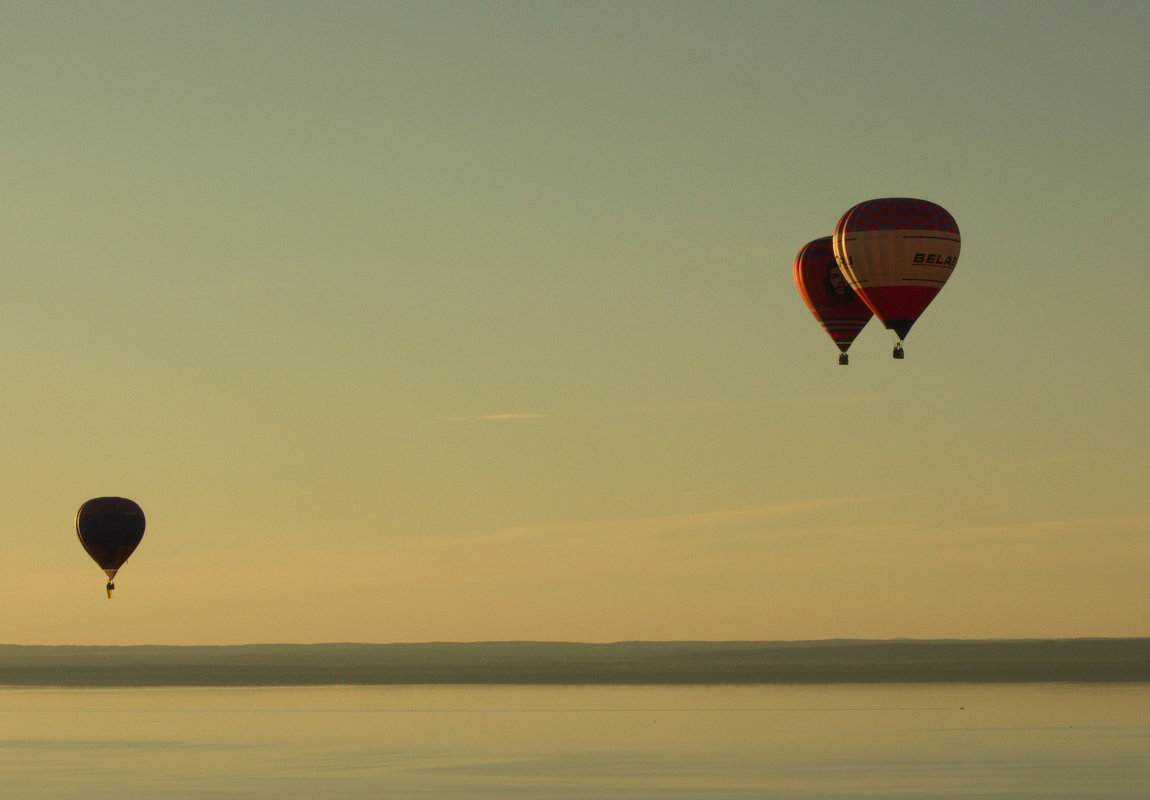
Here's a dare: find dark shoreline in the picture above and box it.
[3,639,1149,687]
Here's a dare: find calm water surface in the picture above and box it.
[2,683,1148,798]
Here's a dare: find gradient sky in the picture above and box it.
[3,1,1147,645]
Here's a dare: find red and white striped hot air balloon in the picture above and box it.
[832,198,960,358]
[793,236,872,365]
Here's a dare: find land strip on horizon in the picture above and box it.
[2,639,1148,686]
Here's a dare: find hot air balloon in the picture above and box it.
[793,236,873,364]
[76,497,145,598]
[832,198,960,358]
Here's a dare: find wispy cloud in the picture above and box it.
[467,496,882,545]
[943,511,1150,546]
[437,413,549,421]
[981,453,1097,471]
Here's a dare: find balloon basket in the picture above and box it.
[838,353,849,365]
[106,582,114,599]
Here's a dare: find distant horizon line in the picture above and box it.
[6,635,1149,648]
[4,639,1148,686]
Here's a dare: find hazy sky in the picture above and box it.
[3,1,1147,645]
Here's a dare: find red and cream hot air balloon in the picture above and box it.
[793,236,872,364]
[832,198,960,358]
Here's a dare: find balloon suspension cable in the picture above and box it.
[893,342,905,359]
[106,582,114,599]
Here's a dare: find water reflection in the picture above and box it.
[2,684,1148,798]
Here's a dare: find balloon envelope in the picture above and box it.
[76,497,145,581]
[832,198,960,340]
[793,236,872,357]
